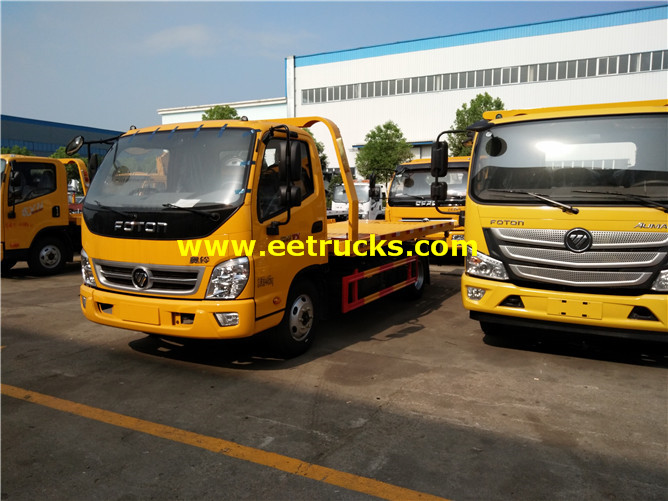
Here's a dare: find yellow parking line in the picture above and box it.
[2,384,450,501]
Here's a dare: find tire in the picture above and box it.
[401,255,428,299]
[273,280,319,358]
[28,237,66,275]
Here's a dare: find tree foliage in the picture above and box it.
[1,145,32,155]
[355,121,413,184]
[51,146,86,182]
[304,128,328,170]
[202,105,240,121]
[449,93,505,156]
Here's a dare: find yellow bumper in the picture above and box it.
[461,274,668,335]
[80,285,260,339]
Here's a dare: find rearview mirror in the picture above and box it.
[431,139,448,178]
[66,136,84,156]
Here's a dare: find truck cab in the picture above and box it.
[1,154,88,274]
[331,181,386,220]
[431,100,668,341]
[386,157,470,247]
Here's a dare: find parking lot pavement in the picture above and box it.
[2,261,667,500]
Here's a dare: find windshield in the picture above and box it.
[333,184,371,203]
[471,114,667,204]
[85,127,254,209]
[389,162,468,200]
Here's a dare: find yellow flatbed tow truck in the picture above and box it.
[70,116,454,357]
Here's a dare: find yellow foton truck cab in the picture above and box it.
[74,117,454,357]
[1,154,89,274]
[386,157,470,248]
[440,100,667,340]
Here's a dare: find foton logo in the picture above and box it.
[114,221,168,233]
[564,228,593,253]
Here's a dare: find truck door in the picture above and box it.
[252,137,327,322]
[3,159,67,253]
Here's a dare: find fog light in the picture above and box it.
[81,296,87,309]
[467,286,486,300]
[452,234,465,241]
[214,312,239,327]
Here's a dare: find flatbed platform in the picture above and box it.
[327,219,455,245]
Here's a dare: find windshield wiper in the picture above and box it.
[572,190,668,213]
[162,203,221,221]
[488,189,579,214]
[91,200,135,218]
[392,194,428,200]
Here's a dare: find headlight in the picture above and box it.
[81,249,96,287]
[206,257,250,299]
[466,248,509,281]
[651,270,668,291]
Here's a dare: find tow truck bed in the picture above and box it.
[326,219,455,246]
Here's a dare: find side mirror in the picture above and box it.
[289,141,302,182]
[66,136,85,156]
[280,185,302,207]
[88,154,101,180]
[431,139,448,178]
[431,181,448,202]
[276,141,302,183]
[370,186,381,200]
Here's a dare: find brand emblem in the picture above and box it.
[564,228,593,253]
[114,220,168,233]
[132,267,151,289]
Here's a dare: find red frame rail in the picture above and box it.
[341,256,418,314]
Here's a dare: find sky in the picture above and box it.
[1,1,665,132]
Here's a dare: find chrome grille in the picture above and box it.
[500,245,666,268]
[509,265,652,287]
[94,260,204,295]
[491,228,668,249]
[489,228,667,288]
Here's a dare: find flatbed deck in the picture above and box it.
[327,219,455,244]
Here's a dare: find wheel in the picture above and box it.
[401,256,428,299]
[273,280,318,358]
[28,237,66,275]
[1,259,17,275]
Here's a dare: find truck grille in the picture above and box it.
[489,228,667,289]
[93,260,205,296]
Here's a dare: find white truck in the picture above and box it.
[330,181,386,221]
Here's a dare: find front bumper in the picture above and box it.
[80,285,260,339]
[461,274,668,337]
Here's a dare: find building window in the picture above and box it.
[651,50,663,70]
[301,48,668,104]
[598,58,608,76]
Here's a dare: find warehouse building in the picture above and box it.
[1,115,121,158]
[159,5,668,172]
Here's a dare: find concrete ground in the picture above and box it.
[1,258,666,500]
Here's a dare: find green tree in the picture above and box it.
[304,128,328,170]
[1,145,32,155]
[202,105,240,120]
[51,146,84,183]
[450,93,505,156]
[355,121,413,184]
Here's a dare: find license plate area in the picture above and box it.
[547,298,602,320]
[117,304,160,325]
